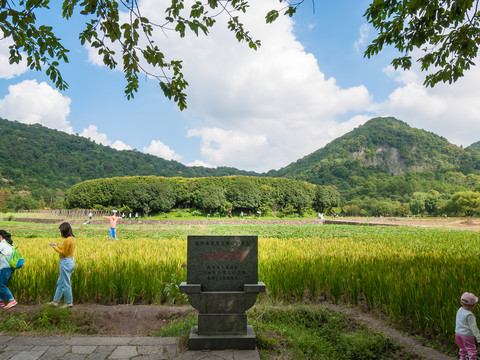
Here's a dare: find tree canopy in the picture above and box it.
[4,1,479,109]
[0,0,297,109]
[63,175,324,216]
[364,0,480,87]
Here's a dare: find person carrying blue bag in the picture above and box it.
[0,229,18,309]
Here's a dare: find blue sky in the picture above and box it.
[1,0,480,173]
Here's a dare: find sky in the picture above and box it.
[1,0,480,173]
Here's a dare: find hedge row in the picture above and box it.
[64,176,340,214]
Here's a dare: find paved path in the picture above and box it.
[0,336,260,360]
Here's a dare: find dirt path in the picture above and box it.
[8,303,455,359]
[327,217,480,231]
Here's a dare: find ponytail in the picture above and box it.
[0,230,13,245]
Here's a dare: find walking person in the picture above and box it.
[48,222,75,308]
[102,209,121,240]
[0,230,18,309]
[455,292,480,360]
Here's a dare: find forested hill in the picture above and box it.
[0,117,259,196]
[467,141,480,153]
[267,117,480,189]
[3,115,480,203]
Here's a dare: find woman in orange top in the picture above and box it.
[48,222,75,308]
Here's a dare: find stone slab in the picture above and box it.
[186,236,258,291]
[128,337,177,346]
[0,336,14,345]
[67,337,133,346]
[9,337,68,346]
[198,314,247,335]
[38,345,71,360]
[72,346,98,354]
[10,350,46,360]
[187,326,257,350]
[108,346,138,359]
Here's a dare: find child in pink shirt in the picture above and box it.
[456,292,480,360]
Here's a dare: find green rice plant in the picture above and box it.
[3,220,480,352]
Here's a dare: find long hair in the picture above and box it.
[59,222,74,238]
[0,230,13,245]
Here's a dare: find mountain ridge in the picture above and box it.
[2,116,480,201]
[0,117,260,197]
[269,117,480,186]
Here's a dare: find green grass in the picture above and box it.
[154,312,198,348]
[0,306,96,334]
[156,305,416,360]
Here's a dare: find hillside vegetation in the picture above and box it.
[0,117,258,198]
[2,116,480,217]
[270,117,480,185]
[468,141,480,153]
[269,117,480,206]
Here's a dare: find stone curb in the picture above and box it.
[0,336,260,360]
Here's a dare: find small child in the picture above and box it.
[456,292,480,360]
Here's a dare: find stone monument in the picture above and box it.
[180,235,265,350]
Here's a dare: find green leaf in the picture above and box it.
[265,10,279,24]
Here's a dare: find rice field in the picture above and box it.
[3,220,480,348]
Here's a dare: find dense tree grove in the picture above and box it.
[62,176,338,217]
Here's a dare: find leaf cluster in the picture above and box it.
[1,0,299,108]
[364,0,480,86]
[0,0,70,89]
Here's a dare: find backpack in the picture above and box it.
[1,242,24,269]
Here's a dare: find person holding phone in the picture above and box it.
[48,222,75,308]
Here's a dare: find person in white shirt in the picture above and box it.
[456,292,480,360]
[0,230,17,309]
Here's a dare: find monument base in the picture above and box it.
[187,325,257,350]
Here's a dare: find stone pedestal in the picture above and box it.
[180,282,265,350]
[180,235,265,350]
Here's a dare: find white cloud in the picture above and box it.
[0,80,72,132]
[353,24,370,54]
[373,62,480,147]
[186,160,216,168]
[187,128,272,169]
[111,140,133,151]
[143,140,183,161]
[0,38,28,79]
[113,0,373,171]
[80,125,133,151]
[82,1,480,171]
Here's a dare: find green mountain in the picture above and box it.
[467,141,480,153]
[0,117,259,197]
[268,117,480,195]
[2,116,480,203]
